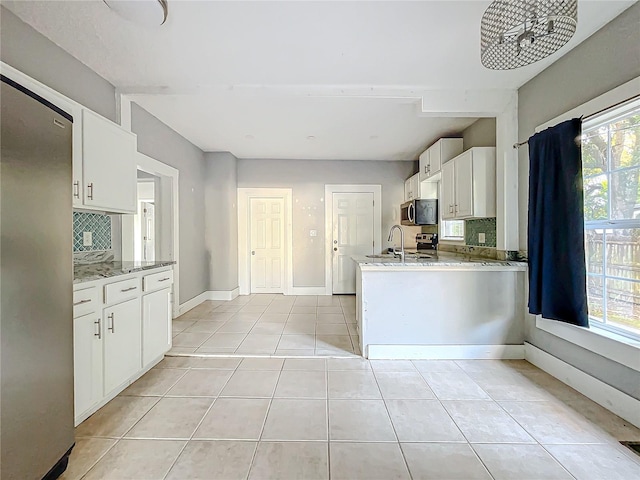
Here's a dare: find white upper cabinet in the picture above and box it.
[441,147,496,220]
[419,138,463,182]
[404,173,420,202]
[82,110,137,213]
[441,160,456,220]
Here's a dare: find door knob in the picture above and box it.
[333,240,338,244]
[334,248,338,252]
[251,251,256,255]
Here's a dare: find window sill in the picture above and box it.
[536,316,640,372]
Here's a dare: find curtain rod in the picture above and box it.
[512,94,640,150]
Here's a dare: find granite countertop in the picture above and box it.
[74,260,176,284]
[352,252,527,271]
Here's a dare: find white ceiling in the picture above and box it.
[3,0,635,160]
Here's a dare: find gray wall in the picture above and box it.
[518,3,640,399]
[204,152,239,291]
[0,6,116,122]
[463,118,496,150]
[1,7,209,305]
[238,159,416,287]
[131,104,208,304]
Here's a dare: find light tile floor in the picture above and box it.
[170,294,360,356]
[66,358,640,480]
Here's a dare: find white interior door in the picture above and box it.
[142,202,155,262]
[250,197,285,293]
[332,192,374,294]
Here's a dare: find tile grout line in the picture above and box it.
[246,358,286,480]
[160,357,243,480]
[369,362,413,480]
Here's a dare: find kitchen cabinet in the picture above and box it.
[419,138,463,182]
[73,267,173,425]
[73,311,103,420]
[82,109,137,213]
[404,174,419,201]
[103,297,142,396]
[441,147,496,220]
[142,288,171,368]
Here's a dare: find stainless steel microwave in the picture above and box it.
[401,199,438,226]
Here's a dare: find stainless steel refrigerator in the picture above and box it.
[1,75,75,479]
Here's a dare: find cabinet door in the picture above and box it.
[410,174,420,201]
[74,312,103,420]
[455,151,474,218]
[441,161,456,219]
[419,150,430,182]
[82,109,137,213]
[429,143,442,176]
[404,178,413,201]
[103,298,142,395]
[142,288,171,368]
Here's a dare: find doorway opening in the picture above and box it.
[122,153,179,317]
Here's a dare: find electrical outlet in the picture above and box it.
[478,232,486,244]
[83,231,93,247]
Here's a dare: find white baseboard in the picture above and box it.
[366,344,525,360]
[177,288,239,315]
[177,291,209,316]
[207,288,240,301]
[290,287,329,296]
[525,342,640,429]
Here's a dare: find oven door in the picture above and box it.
[400,201,415,226]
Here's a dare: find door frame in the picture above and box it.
[122,152,180,318]
[324,185,382,296]
[238,188,293,296]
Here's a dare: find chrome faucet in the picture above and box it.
[388,225,405,262]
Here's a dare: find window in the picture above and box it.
[582,99,640,339]
[441,220,465,240]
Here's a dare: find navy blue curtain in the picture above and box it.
[528,118,588,327]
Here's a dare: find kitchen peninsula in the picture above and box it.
[354,254,527,359]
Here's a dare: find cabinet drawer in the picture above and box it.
[143,270,173,293]
[73,286,100,318]
[104,277,141,305]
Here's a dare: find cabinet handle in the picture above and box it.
[121,286,137,292]
[73,181,80,199]
[94,318,101,339]
[455,204,459,213]
[158,278,171,282]
[107,313,115,333]
[74,298,91,306]
[449,205,454,213]
[87,182,94,200]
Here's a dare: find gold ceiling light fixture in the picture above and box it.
[481,0,578,70]
[103,0,169,26]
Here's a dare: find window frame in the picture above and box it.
[582,100,640,341]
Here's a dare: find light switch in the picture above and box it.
[309,229,317,237]
[478,232,486,244]
[83,231,93,246]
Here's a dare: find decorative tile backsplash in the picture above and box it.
[73,212,112,252]
[465,217,497,247]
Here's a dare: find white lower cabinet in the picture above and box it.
[73,267,173,425]
[142,288,171,368]
[103,297,142,396]
[73,311,103,418]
